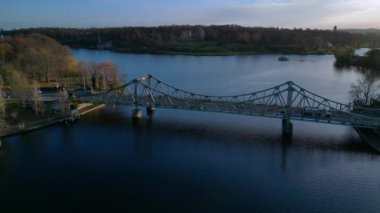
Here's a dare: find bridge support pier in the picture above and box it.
[146,105,155,118]
[132,108,143,120]
[282,119,293,140]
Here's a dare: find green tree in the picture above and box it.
[334,47,353,65]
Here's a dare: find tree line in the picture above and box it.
[4,25,380,55]
[0,34,122,116]
[335,48,380,71]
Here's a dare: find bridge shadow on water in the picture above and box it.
[78,106,378,155]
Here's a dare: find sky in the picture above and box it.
[1,0,380,30]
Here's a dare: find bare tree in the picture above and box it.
[58,89,69,115]
[0,76,6,114]
[78,61,88,91]
[349,71,379,106]
[31,81,43,115]
[88,62,99,90]
[97,62,120,89]
[9,69,30,108]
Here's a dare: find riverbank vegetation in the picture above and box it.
[0,34,123,130]
[335,48,380,71]
[1,28,379,132]
[4,25,380,55]
[349,71,380,108]
[0,34,123,89]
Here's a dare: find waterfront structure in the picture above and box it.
[77,75,380,150]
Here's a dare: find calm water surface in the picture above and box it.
[1,49,379,212]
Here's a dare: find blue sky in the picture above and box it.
[1,0,379,29]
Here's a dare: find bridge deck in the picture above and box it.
[76,75,380,128]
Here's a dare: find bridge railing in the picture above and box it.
[75,75,380,128]
[290,82,380,117]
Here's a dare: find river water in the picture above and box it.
[1,49,380,212]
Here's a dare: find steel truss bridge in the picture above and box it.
[76,75,380,129]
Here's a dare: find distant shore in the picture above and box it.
[0,103,105,138]
[7,26,361,57]
[73,46,334,56]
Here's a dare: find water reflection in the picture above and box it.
[1,106,380,212]
[1,51,380,212]
[75,106,374,154]
[280,142,289,173]
[334,62,380,80]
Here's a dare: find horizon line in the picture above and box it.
[2,24,380,31]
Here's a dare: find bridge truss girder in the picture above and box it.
[76,75,380,128]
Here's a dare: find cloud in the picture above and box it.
[189,0,380,28]
[1,0,379,29]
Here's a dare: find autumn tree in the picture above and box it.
[9,68,30,108]
[40,41,70,83]
[97,62,120,89]
[22,34,71,83]
[83,61,121,90]
[1,34,72,83]
[0,43,9,68]
[4,26,380,55]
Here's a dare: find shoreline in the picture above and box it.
[78,104,106,116]
[0,103,106,138]
[72,46,334,56]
